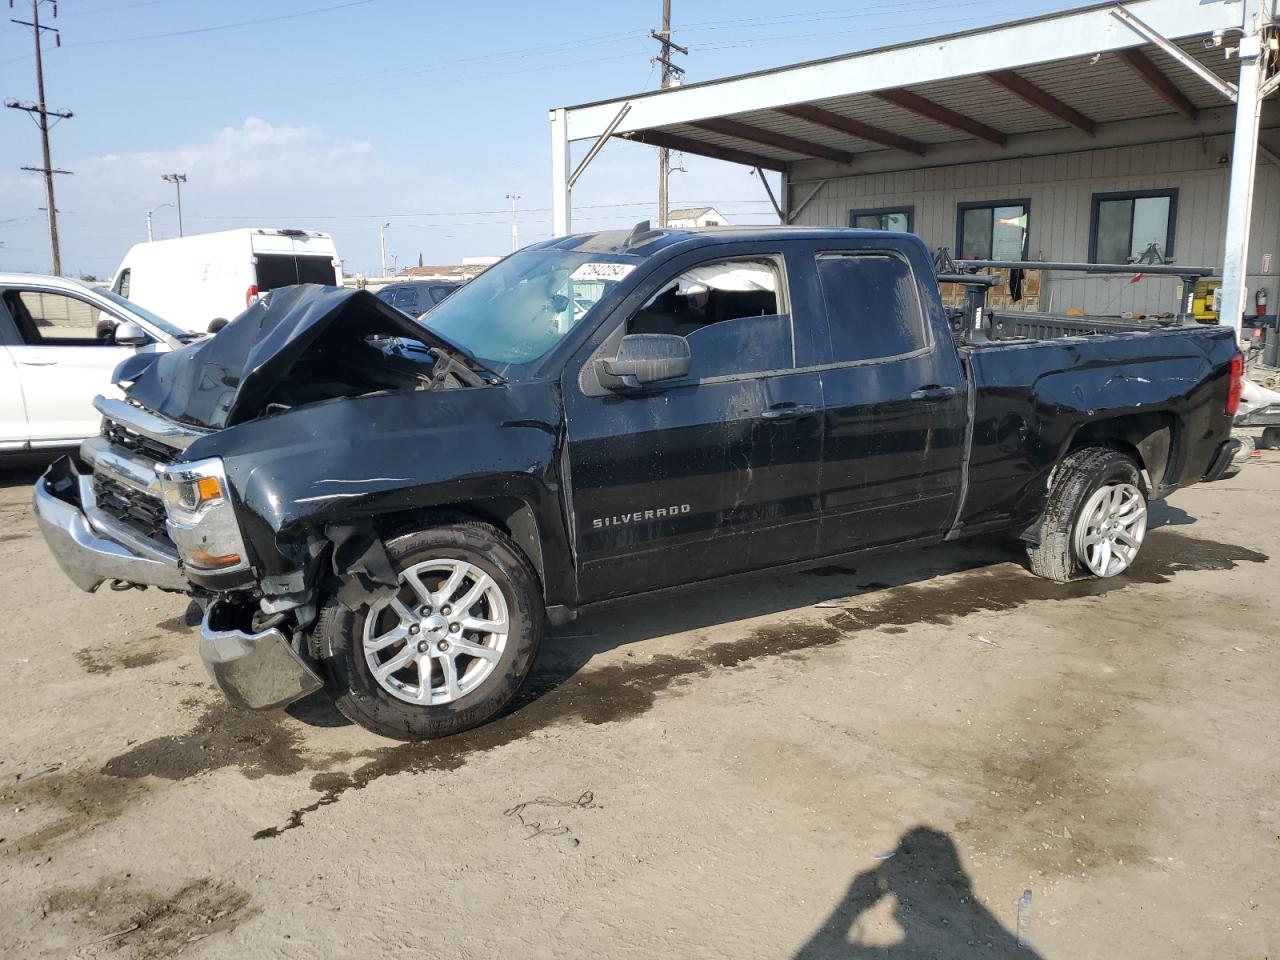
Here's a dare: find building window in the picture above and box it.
[849,206,914,232]
[1089,189,1178,264]
[956,199,1030,261]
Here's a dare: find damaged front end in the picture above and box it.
[36,284,560,714]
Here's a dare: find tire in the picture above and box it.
[316,517,543,741]
[1261,426,1280,451]
[1026,447,1148,583]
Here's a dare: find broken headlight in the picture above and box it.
[157,458,250,571]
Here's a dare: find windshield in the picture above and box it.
[99,288,193,340]
[421,249,639,372]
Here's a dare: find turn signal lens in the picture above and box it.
[182,549,242,570]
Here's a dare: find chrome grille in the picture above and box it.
[92,474,170,548]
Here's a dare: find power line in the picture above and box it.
[76,0,376,45]
[5,0,72,276]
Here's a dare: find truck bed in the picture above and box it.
[985,310,1187,342]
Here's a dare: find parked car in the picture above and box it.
[111,228,342,333]
[375,280,459,317]
[34,226,1242,741]
[0,273,191,459]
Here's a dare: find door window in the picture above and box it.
[815,253,929,363]
[114,268,131,298]
[626,258,792,379]
[5,290,123,345]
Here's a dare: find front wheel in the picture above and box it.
[316,518,543,741]
[1027,448,1149,582]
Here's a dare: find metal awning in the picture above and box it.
[549,0,1278,332]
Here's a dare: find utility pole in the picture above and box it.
[506,193,521,252]
[651,0,686,228]
[5,0,73,275]
[379,221,390,277]
[161,173,187,236]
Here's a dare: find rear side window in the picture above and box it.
[391,287,420,313]
[815,252,928,363]
[255,254,338,291]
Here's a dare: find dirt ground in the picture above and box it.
[0,452,1277,960]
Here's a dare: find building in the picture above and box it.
[551,0,1280,330]
[666,207,729,228]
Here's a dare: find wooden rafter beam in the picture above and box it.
[775,104,927,156]
[620,129,789,173]
[1114,48,1198,120]
[984,69,1097,135]
[873,89,1008,146]
[690,117,855,165]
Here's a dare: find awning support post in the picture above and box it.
[550,107,571,237]
[753,167,784,221]
[568,102,632,190]
[1110,5,1239,102]
[1220,0,1269,339]
[786,180,827,224]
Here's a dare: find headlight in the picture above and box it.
[157,458,249,571]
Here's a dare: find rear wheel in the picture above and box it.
[317,518,542,741]
[1027,448,1148,582]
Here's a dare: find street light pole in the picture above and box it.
[379,221,391,277]
[161,173,187,236]
[146,201,174,242]
[505,194,521,252]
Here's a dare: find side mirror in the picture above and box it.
[113,321,150,346]
[599,333,691,390]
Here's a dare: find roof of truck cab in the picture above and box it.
[533,225,919,258]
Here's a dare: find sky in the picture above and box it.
[0,0,1090,278]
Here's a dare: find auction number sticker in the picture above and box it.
[570,262,636,282]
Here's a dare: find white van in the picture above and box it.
[111,228,343,333]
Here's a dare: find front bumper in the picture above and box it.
[34,456,188,593]
[200,600,324,711]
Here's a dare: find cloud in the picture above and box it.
[87,117,374,190]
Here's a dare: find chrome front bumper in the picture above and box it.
[34,457,188,593]
[200,601,323,711]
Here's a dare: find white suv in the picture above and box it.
[0,273,190,459]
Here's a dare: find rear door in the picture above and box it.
[252,233,340,292]
[2,288,140,444]
[810,241,969,552]
[563,246,825,602]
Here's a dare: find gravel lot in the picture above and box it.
[1,453,1277,959]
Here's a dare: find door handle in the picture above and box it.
[909,385,957,402]
[761,402,816,421]
[17,357,58,367]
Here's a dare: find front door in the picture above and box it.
[2,288,138,444]
[563,250,824,603]
[809,245,969,552]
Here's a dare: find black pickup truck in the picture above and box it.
[34,226,1244,740]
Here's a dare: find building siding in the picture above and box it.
[788,133,1280,317]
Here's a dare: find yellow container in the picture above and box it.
[1193,279,1222,322]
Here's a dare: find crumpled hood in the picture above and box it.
[123,284,438,429]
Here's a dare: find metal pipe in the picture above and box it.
[568,102,632,189]
[955,259,1216,279]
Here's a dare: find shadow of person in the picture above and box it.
[794,827,1044,960]
[1147,499,1196,530]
